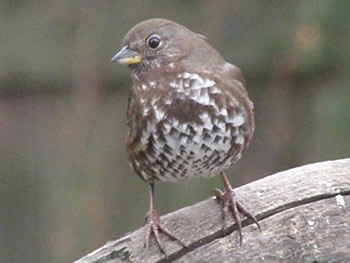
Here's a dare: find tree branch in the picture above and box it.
[75,158,350,263]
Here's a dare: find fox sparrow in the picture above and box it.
[111,18,260,256]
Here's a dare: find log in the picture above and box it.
[75,159,350,263]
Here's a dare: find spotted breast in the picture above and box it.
[126,68,254,183]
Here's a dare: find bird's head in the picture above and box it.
[111,18,223,78]
[111,19,196,72]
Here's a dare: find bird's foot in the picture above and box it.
[213,186,261,245]
[143,209,186,259]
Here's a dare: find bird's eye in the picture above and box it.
[147,35,161,49]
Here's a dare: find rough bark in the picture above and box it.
[75,158,350,263]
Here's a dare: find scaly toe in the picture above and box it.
[143,209,186,259]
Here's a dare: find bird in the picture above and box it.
[111,18,260,257]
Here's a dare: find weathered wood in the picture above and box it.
[75,159,350,263]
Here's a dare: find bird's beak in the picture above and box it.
[111,46,142,65]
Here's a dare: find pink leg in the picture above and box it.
[213,172,261,245]
[143,183,186,258]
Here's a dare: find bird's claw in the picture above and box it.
[142,209,186,259]
[214,185,261,245]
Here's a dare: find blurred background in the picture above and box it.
[1,1,349,262]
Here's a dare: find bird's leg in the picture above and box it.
[213,172,261,245]
[143,182,186,258]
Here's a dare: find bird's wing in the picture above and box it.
[223,62,246,85]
